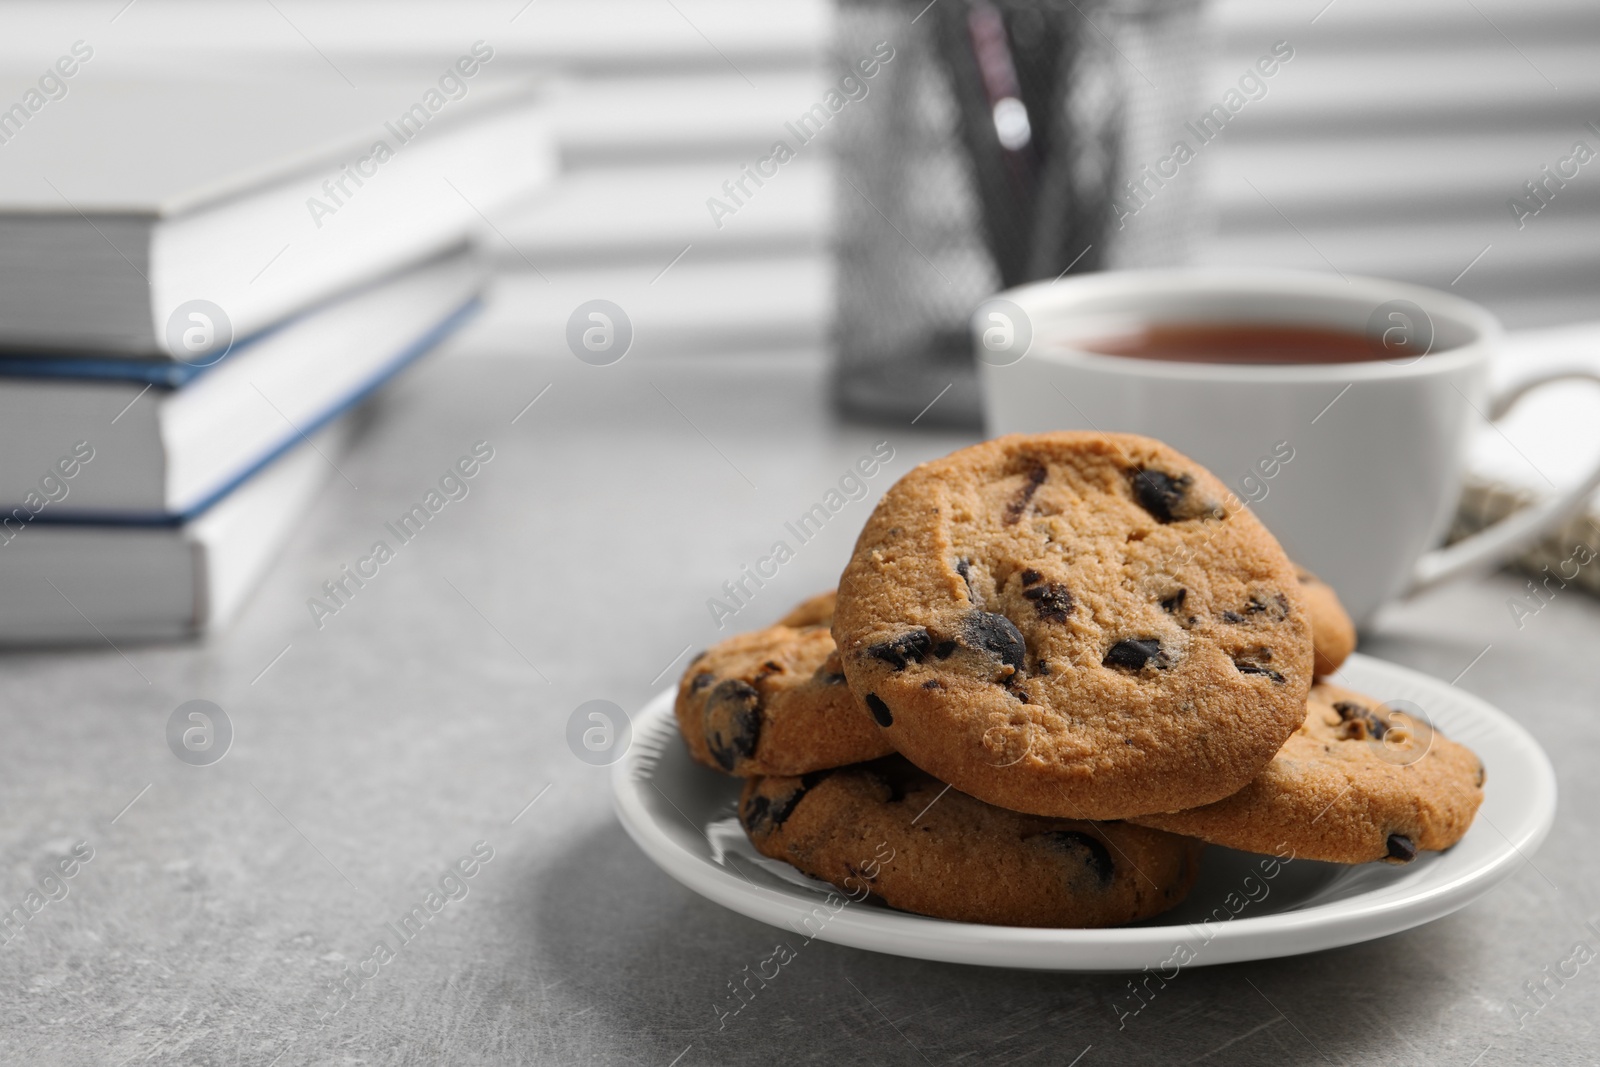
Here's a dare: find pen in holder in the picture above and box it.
[832,0,1206,427]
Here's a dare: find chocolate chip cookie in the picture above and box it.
[740,757,1204,927]
[832,432,1314,820]
[1132,682,1485,864]
[676,607,891,776]
[1297,567,1356,676]
[778,589,837,628]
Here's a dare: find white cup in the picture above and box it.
[976,268,1600,625]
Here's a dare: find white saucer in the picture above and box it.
[612,652,1556,971]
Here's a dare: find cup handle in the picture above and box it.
[1404,368,1600,597]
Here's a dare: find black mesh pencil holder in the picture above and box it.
[832,0,1206,426]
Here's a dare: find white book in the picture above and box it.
[0,419,350,643]
[0,249,485,518]
[0,72,551,356]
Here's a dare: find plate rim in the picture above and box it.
[612,652,1558,971]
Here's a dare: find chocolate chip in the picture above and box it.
[760,660,784,675]
[1233,662,1285,683]
[1103,638,1167,671]
[1038,830,1114,887]
[1220,611,1245,623]
[1238,594,1289,621]
[1004,460,1047,525]
[1385,834,1417,863]
[738,793,783,837]
[865,693,893,727]
[740,770,831,837]
[1020,569,1043,585]
[1231,648,1284,682]
[1474,763,1486,787]
[1022,582,1074,622]
[1334,700,1388,740]
[1128,468,1192,523]
[688,671,716,693]
[922,679,943,690]
[1159,589,1187,614]
[932,640,958,658]
[868,629,933,670]
[956,557,978,602]
[962,611,1027,673]
[704,680,762,771]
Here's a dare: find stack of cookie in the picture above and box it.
[676,433,1485,928]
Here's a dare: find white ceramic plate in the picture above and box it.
[612,652,1556,971]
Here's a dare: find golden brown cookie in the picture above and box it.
[676,611,891,776]
[832,432,1314,821]
[1132,682,1485,863]
[777,589,837,628]
[1297,567,1356,676]
[740,757,1204,927]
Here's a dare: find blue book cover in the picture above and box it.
[2,293,481,528]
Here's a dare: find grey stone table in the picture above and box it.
[1,352,1596,1066]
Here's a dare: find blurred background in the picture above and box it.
[8,0,1595,363]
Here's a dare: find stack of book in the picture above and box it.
[0,74,553,643]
